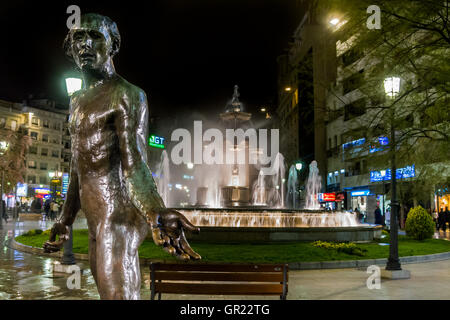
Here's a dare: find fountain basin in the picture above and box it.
[177,208,382,243]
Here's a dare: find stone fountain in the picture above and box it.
[155,86,381,242]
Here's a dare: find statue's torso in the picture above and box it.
[68,76,145,221]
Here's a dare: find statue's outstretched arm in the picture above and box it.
[114,90,201,260]
[43,163,80,252]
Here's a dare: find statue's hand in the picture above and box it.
[148,209,201,261]
[43,221,70,253]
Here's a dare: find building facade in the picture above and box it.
[277,6,449,221]
[0,98,70,203]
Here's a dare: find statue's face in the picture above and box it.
[70,29,111,73]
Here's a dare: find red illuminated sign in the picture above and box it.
[322,193,336,202]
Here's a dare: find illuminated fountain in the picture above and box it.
[305,160,321,210]
[155,150,170,207]
[164,86,381,242]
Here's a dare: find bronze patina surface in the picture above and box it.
[43,13,200,300]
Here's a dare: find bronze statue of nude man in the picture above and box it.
[43,13,201,300]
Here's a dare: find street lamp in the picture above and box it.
[65,77,83,96]
[295,161,304,171]
[383,76,408,276]
[329,18,340,26]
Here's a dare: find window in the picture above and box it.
[344,98,367,121]
[52,150,59,158]
[341,47,362,67]
[39,176,47,184]
[28,175,36,184]
[28,161,36,169]
[43,119,49,128]
[53,122,61,131]
[342,70,364,95]
[41,148,48,156]
[51,136,59,144]
[30,132,38,140]
[42,134,48,142]
[40,162,47,170]
[32,117,39,126]
[29,146,38,154]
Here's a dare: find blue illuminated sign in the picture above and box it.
[370,165,415,182]
[343,138,365,150]
[370,136,389,153]
[62,173,69,195]
[351,190,371,197]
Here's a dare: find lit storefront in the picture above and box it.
[436,186,450,212]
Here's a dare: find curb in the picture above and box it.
[10,238,450,270]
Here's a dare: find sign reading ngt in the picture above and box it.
[149,135,165,149]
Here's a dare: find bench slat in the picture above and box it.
[151,263,286,273]
[154,283,284,296]
[152,271,284,282]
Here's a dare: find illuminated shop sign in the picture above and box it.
[342,138,365,150]
[34,188,50,194]
[370,165,415,182]
[370,136,389,153]
[62,173,69,195]
[351,190,371,197]
[16,183,28,197]
[149,135,165,149]
[318,193,336,202]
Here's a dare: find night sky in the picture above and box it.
[0,0,303,118]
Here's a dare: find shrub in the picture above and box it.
[23,229,43,236]
[405,206,435,240]
[312,241,367,256]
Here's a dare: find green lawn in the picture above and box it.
[15,229,450,263]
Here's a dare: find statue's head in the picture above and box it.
[63,13,121,73]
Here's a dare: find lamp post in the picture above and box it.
[55,77,82,266]
[0,141,10,228]
[384,77,403,272]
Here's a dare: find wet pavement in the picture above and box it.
[0,219,100,300]
[1,217,450,300]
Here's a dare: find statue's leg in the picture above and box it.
[88,234,98,285]
[94,221,147,300]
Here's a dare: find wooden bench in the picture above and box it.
[149,262,288,300]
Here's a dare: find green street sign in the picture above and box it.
[149,135,165,149]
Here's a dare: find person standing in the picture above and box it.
[385,207,391,231]
[44,199,51,220]
[433,208,439,229]
[374,205,383,225]
[445,207,450,232]
[52,201,59,220]
[439,208,446,232]
[2,200,7,223]
[49,201,55,220]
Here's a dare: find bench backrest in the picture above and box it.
[150,263,288,300]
